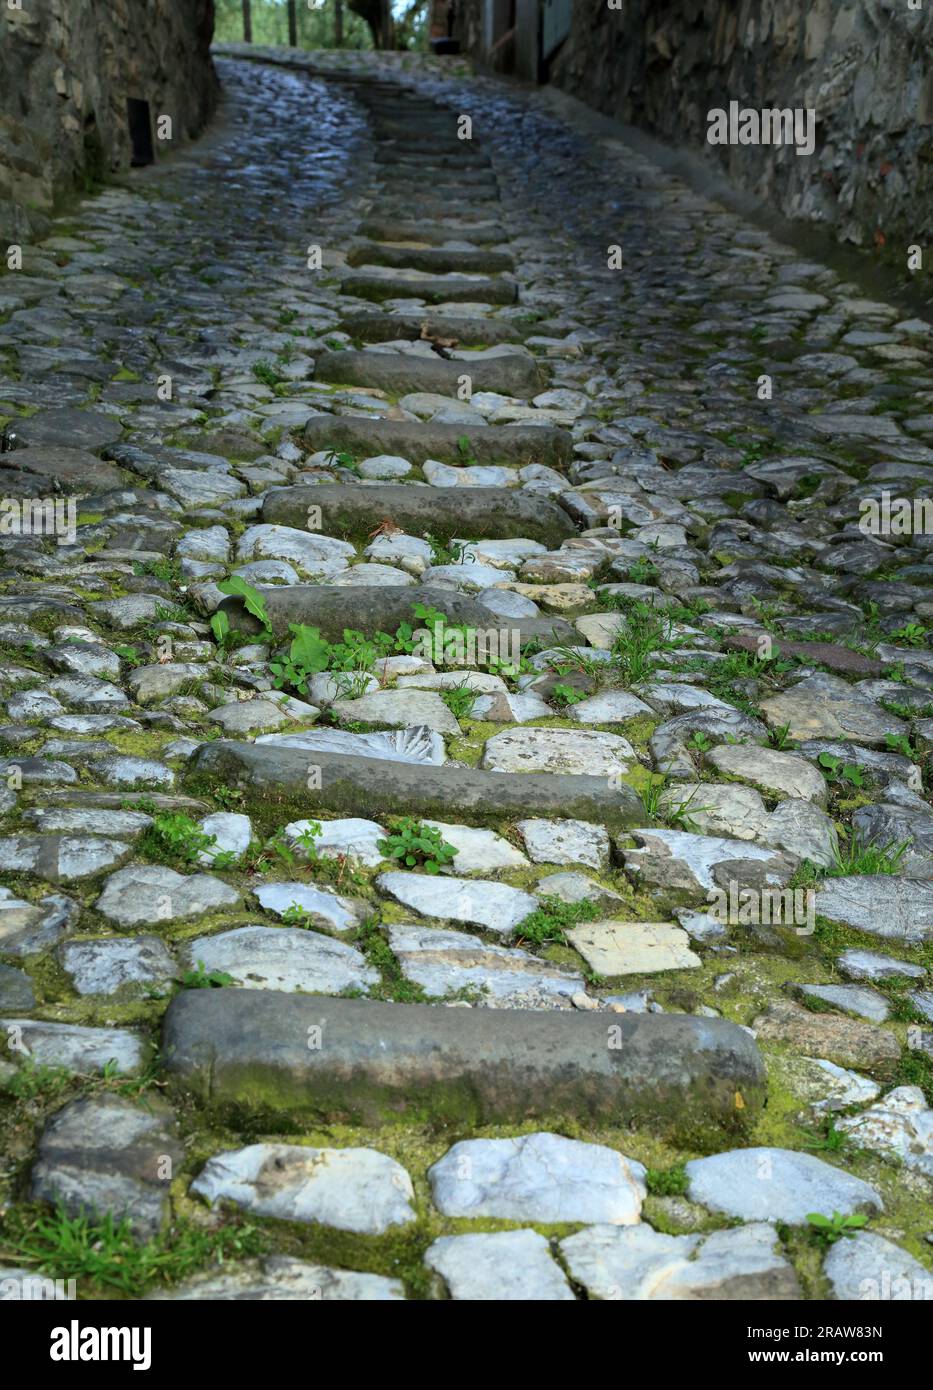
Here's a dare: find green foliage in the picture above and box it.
[0,1203,265,1297]
[377,819,458,874]
[885,732,917,759]
[440,682,477,721]
[3,1059,71,1101]
[514,895,600,947]
[147,813,219,866]
[818,752,866,788]
[426,533,476,566]
[324,448,360,476]
[209,609,231,650]
[890,622,927,647]
[610,601,686,685]
[829,834,910,876]
[645,1165,689,1197]
[216,577,273,636]
[550,682,587,708]
[806,1211,868,1246]
[252,359,285,388]
[114,643,142,667]
[456,434,479,467]
[182,960,234,989]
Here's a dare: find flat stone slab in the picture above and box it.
[96,865,240,927]
[263,482,576,547]
[387,924,582,1005]
[30,1096,182,1236]
[147,1255,405,1301]
[425,1230,574,1301]
[219,581,574,649]
[753,999,900,1076]
[823,1232,933,1302]
[341,269,516,305]
[0,445,124,494]
[331,688,461,735]
[2,407,123,453]
[341,310,521,343]
[838,949,925,983]
[707,744,827,806]
[376,871,537,937]
[685,1147,883,1224]
[795,983,890,1023]
[162,991,766,1139]
[186,741,645,832]
[816,877,933,942]
[315,348,542,398]
[836,1085,933,1178]
[0,891,78,957]
[482,726,636,776]
[516,817,610,870]
[567,921,701,976]
[254,882,364,935]
[1,1018,144,1075]
[0,964,35,1011]
[298,415,572,469]
[182,925,378,995]
[190,1143,415,1234]
[723,630,882,678]
[257,725,445,766]
[428,1132,646,1224]
[59,936,178,997]
[622,829,795,895]
[284,816,387,867]
[560,1223,800,1301]
[761,673,908,747]
[0,833,131,883]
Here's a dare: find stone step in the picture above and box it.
[216,582,576,646]
[377,169,499,192]
[263,482,575,545]
[341,310,523,345]
[298,414,573,467]
[313,347,543,398]
[347,240,514,275]
[375,199,504,223]
[162,990,765,1142]
[341,270,515,305]
[357,218,507,246]
[186,741,645,830]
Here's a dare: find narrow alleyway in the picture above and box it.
[1,52,932,1301]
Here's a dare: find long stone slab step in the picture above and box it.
[313,347,543,398]
[162,991,764,1141]
[341,311,523,345]
[377,170,499,192]
[357,218,507,246]
[347,241,514,274]
[186,741,644,829]
[263,483,576,544]
[217,583,577,646]
[342,270,515,305]
[375,200,503,223]
[297,415,573,467]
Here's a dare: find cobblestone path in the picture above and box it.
[0,51,932,1302]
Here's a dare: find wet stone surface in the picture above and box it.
[0,45,931,1302]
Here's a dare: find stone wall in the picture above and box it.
[1,0,218,243]
[458,0,933,250]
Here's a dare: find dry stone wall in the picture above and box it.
[1,0,217,242]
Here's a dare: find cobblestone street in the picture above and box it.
[1,45,932,1302]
